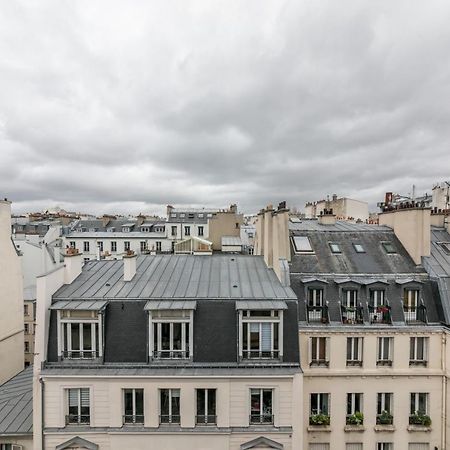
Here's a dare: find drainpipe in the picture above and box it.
[40,377,45,450]
[441,332,447,450]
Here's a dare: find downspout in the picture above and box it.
[40,377,45,450]
[441,332,447,450]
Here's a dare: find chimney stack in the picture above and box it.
[124,251,137,281]
[64,248,83,284]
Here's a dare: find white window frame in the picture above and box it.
[410,337,428,365]
[124,241,131,251]
[250,388,273,424]
[239,310,283,359]
[111,241,117,252]
[346,337,363,366]
[347,392,363,415]
[160,388,180,423]
[377,444,393,450]
[310,392,330,415]
[370,289,385,306]
[377,337,393,365]
[57,310,102,359]
[410,392,428,415]
[123,388,144,424]
[66,387,90,425]
[343,289,358,307]
[377,392,393,415]
[149,310,193,359]
[196,388,216,424]
[83,241,90,252]
[156,241,162,252]
[309,336,329,366]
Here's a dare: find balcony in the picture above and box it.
[196,415,217,425]
[341,305,364,324]
[159,414,181,425]
[307,305,329,324]
[62,350,99,359]
[368,304,391,324]
[65,414,90,425]
[242,350,280,360]
[123,414,144,425]
[403,305,427,323]
[249,414,274,425]
[152,350,189,359]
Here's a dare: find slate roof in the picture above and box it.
[53,254,296,300]
[0,367,33,436]
[289,219,392,232]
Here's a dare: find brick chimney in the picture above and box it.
[378,207,431,265]
[124,251,137,281]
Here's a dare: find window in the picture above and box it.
[346,445,362,450]
[408,444,430,450]
[60,314,100,359]
[346,393,363,424]
[377,337,393,366]
[171,226,177,236]
[310,393,329,417]
[1,444,25,450]
[309,445,330,450]
[403,289,420,321]
[84,258,90,264]
[111,241,117,252]
[141,227,150,232]
[160,389,180,424]
[370,289,385,307]
[97,241,103,252]
[293,236,314,253]
[342,289,361,324]
[124,241,131,251]
[66,388,90,424]
[382,242,396,253]
[24,341,30,353]
[329,242,341,253]
[439,242,450,254]
[346,337,363,366]
[188,213,195,219]
[180,213,185,218]
[241,310,281,359]
[353,244,365,253]
[156,241,162,252]
[198,226,204,236]
[123,388,144,424]
[151,310,192,359]
[377,393,393,424]
[207,213,213,218]
[250,388,273,424]
[343,289,358,307]
[410,392,428,415]
[69,241,76,249]
[410,337,428,366]
[171,213,177,218]
[196,389,216,425]
[24,305,29,316]
[377,444,392,450]
[24,323,29,334]
[140,241,147,252]
[310,337,329,366]
[184,226,190,236]
[83,241,90,252]
[198,213,204,218]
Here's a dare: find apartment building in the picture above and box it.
[304,195,369,222]
[0,199,24,385]
[33,252,302,450]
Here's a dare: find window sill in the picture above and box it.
[307,425,332,432]
[344,424,365,432]
[407,425,432,432]
[374,424,395,432]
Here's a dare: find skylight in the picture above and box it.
[382,242,396,254]
[353,243,365,253]
[439,242,450,255]
[329,243,341,253]
[293,236,314,253]
[290,217,301,223]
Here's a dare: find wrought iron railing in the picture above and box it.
[249,414,274,424]
[341,305,364,324]
[195,414,217,425]
[307,305,329,323]
[368,304,391,324]
[65,414,90,425]
[152,350,189,359]
[62,350,99,359]
[242,350,280,359]
[123,414,144,424]
[403,304,427,323]
[159,414,181,424]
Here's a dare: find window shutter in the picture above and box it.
[80,388,90,407]
[261,323,271,351]
[68,389,78,407]
[309,444,330,450]
[346,444,363,450]
[408,444,429,450]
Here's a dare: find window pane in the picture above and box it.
[293,236,313,252]
[161,390,169,415]
[197,389,205,415]
[171,389,180,415]
[251,389,260,414]
[161,323,170,350]
[124,389,133,415]
[318,338,326,360]
[172,323,182,350]
[261,323,271,351]
[208,389,216,415]
[71,324,80,351]
[135,389,144,415]
[262,389,272,415]
[83,324,92,351]
[250,323,259,350]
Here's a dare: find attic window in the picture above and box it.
[293,236,314,254]
[382,242,396,254]
[329,243,341,254]
[439,242,450,255]
[353,243,365,253]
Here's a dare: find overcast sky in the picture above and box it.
[1,0,449,216]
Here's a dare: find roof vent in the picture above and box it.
[233,284,238,288]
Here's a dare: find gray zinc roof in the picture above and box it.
[0,366,33,436]
[53,254,296,300]
[289,219,392,232]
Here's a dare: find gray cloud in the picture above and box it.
[1,0,449,216]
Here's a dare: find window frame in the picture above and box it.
[292,236,314,254]
[409,337,428,366]
[309,336,329,366]
[310,392,330,416]
[66,387,90,425]
[346,337,363,366]
[196,388,217,425]
[123,388,144,425]
[410,392,428,415]
[160,388,181,424]
[249,388,273,424]
[329,242,341,254]
[377,337,393,366]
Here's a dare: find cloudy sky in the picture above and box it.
[1,0,449,216]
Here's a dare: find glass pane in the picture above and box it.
[71,324,80,351]
[293,236,313,252]
[347,393,352,415]
[173,323,182,350]
[261,323,271,351]
[243,323,248,350]
[311,394,318,414]
[161,323,170,350]
[251,389,260,414]
[262,389,272,415]
[418,393,426,413]
[417,338,424,359]
[318,338,326,359]
[83,324,92,351]
[410,338,415,359]
[161,390,169,415]
[172,390,180,415]
[135,389,144,415]
[346,338,352,359]
[208,389,216,415]
[197,389,205,415]
[410,394,416,414]
[321,394,329,414]
[250,323,259,351]
[124,390,133,415]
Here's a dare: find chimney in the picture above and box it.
[230,204,237,213]
[101,215,111,227]
[332,194,338,202]
[123,251,137,281]
[318,209,337,225]
[167,205,174,217]
[378,206,431,265]
[64,248,83,284]
[263,204,275,268]
[0,198,12,243]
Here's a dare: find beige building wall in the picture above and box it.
[208,206,243,251]
[0,200,24,384]
[42,374,300,450]
[300,328,446,450]
[379,208,431,265]
[0,436,33,450]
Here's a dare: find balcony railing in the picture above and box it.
[307,304,329,323]
[242,350,280,359]
[409,359,428,367]
[123,414,144,425]
[152,350,189,359]
[159,414,181,424]
[403,304,427,323]
[341,305,364,324]
[310,359,330,367]
[368,304,391,324]
[346,359,363,367]
[376,359,393,367]
[65,414,90,425]
[196,414,217,425]
[249,414,274,424]
[62,350,99,359]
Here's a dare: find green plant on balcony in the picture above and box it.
[377,410,393,425]
[346,411,364,425]
[309,413,330,426]
[409,411,431,426]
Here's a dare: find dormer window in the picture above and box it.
[353,243,365,253]
[122,227,130,233]
[236,303,286,360]
[403,288,422,322]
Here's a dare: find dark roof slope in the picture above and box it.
[0,367,33,436]
[53,254,296,300]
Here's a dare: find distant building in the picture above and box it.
[304,194,369,221]
[23,287,36,368]
[432,181,450,212]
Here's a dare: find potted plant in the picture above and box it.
[377,410,393,425]
[346,412,364,426]
[409,411,431,426]
[309,413,331,426]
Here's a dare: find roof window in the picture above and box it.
[353,243,365,253]
[439,242,450,255]
[382,242,396,254]
[293,236,314,254]
[329,243,341,253]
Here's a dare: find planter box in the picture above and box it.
[374,424,395,432]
